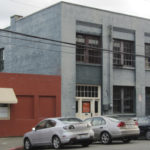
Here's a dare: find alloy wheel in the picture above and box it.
[53,136,61,149]
[101,132,111,144]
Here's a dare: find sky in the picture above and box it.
[0,0,150,28]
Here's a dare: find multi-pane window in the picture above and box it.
[145,44,150,69]
[113,86,134,114]
[113,40,135,67]
[0,48,4,71]
[146,87,150,115]
[76,85,98,97]
[0,104,10,120]
[76,34,102,64]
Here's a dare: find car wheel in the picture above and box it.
[146,131,150,140]
[52,136,61,149]
[24,138,32,150]
[100,132,112,144]
[122,138,131,143]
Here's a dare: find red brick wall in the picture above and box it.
[0,73,61,137]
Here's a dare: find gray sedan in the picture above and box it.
[23,117,94,149]
[84,116,140,144]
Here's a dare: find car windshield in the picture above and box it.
[59,118,83,124]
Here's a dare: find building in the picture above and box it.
[0,2,150,136]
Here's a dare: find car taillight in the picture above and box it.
[135,121,138,126]
[117,121,125,127]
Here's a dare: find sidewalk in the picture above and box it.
[0,137,23,150]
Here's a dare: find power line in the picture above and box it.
[0,34,76,53]
[0,29,149,58]
[0,40,75,55]
[0,29,76,46]
[0,28,148,49]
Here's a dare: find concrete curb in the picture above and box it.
[9,146,24,150]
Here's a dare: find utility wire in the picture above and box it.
[0,34,76,54]
[0,29,149,58]
[0,28,148,48]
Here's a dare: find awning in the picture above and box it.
[0,88,18,104]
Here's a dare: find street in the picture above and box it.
[0,137,150,150]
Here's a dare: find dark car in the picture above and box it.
[133,116,150,140]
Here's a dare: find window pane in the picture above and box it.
[123,41,135,67]
[0,104,9,119]
[76,34,86,62]
[95,101,98,113]
[113,86,134,114]
[0,48,4,71]
[113,87,121,113]
[123,87,134,113]
[92,117,102,126]
[113,39,135,67]
[76,34,101,64]
[76,85,99,97]
[76,101,78,113]
[113,40,121,65]
[145,44,150,69]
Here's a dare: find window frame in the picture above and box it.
[0,104,10,120]
[0,48,4,71]
[113,86,135,114]
[76,85,99,98]
[35,120,47,130]
[145,43,150,69]
[113,39,135,67]
[76,33,102,64]
[92,117,106,126]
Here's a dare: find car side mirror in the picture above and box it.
[32,127,36,131]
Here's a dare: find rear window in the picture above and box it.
[59,118,82,124]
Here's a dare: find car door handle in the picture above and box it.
[100,127,103,129]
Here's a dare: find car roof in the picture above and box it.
[40,117,82,122]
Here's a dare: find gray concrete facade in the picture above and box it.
[0,2,150,117]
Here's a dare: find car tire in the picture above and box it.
[52,136,61,149]
[146,131,150,140]
[122,138,131,143]
[100,132,112,144]
[24,138,32,150]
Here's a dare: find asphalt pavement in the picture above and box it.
[0,137,150,150]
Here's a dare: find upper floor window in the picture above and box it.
[145,44,150,69]
[113,40,135,67]
[76,34,102,64]
[0,48,4,71]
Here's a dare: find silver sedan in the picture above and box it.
[84,116,140,144]
[23,117,94,149]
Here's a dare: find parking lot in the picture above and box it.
[0,137,150,150]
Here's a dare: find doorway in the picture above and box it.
[76,85,101,120]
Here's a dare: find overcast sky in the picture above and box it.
[1,0,150,28]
